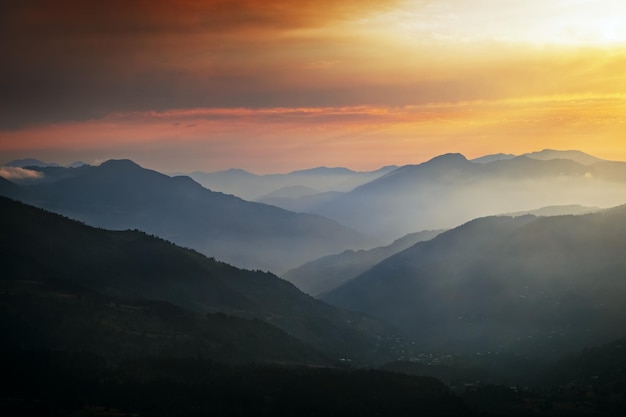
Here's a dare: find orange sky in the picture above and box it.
[1,0,626,172]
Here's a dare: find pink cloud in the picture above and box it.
[0,166,44,182]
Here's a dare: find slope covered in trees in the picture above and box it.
[325,207,626,358]
[0,197,395,362]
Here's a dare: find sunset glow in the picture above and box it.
[2,0,626,172]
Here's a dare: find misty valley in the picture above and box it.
[3,149,626,416]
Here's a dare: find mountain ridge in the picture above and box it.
[0,159,376,274]
[308,152,626,240]
[0,196,397,361]
[283,229,444,296]
[323,206,626,358]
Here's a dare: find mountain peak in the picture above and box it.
[426,153,468,164]
[68,161,89,168]
[471,153,516,164]
[418,153,472,171]
[98,159,141,169]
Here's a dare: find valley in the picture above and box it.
[3,149,626,416]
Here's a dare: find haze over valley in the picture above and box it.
[5,147,626,415]
[4,0,626,414]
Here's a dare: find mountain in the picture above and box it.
[502,204,602,217]
[479,155,591,179]
[290,166,355,175]
[283,229,444,296]
[2,158,90,168]
[0,176,17,194]
[257,190,344,213]
[1,353,473,417]
[471,153,516,164]
[257,185,320,200]
[471,149,605,165]
[0,278,329,364]
[523,149,605,165]
[591,160,626,182]
[3,158,61,167]
[309,152,626,240]
[188,165,397,201]
[538,336,626,390]
[0,196,400,362]
[323,207,626,359]
[255,185,344,213]
[68,160,89,168]
[1,159,376,274]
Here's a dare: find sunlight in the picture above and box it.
[376,0,626,46]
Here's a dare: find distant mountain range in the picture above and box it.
[471,149,606,165]
[283,229,444,296]
[0,160,376,274]
[186,165,397,201]
[3,158,88,168]
[179,150,612,218]
[285,204,600,297]
[324,206,626,358]
[307,151,626,240]
[6,150,626,415]
[502,204,602,217]
[0,196,397,362]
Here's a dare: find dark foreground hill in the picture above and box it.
[0,197,396,362]
[0,197,477,417]
[324,207,626,359]
[0,279,328,365]
[0,353,473,417]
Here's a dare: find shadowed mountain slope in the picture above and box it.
[0,279,329,365]
[324,207,626,358]
[0,176,17,194]
[283,229,444,296]
[0,197,396,361]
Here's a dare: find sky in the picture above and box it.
[1,0,626,173]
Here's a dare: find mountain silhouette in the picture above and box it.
[0,196,397,361]
[309,152,626,240]
[0,176,17,194]
[471,153,516,164]
[1,159,375,274]
[3,158,61,167]
[471,149,605,165]
[283,229,443,296]
[324,207,626,359]
[522,149,605,165]
[188,165,396,201]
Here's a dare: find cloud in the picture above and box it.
[1,0,399,37]
[2,0,625,132]
[0,166,44,182]
[0,0,402,128]
[1,93,625,173]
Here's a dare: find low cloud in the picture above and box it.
[0,166,45,182]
